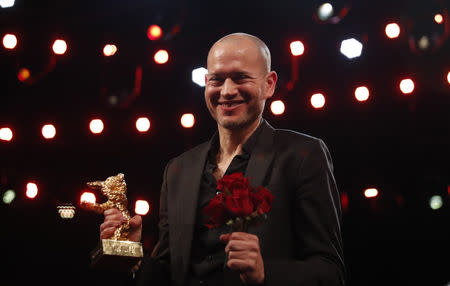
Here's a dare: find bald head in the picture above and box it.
[207,33,271,74]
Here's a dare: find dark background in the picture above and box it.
[1,0,449,285]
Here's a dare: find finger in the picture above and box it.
[220,233,231,243]
[104,212,127,222]
[104,208,121,216]
[225,240,257,253]
[129,215,142,228]
[229,232,259,242]
[100,220,124,232]
[226,258,253,272]
[228,250,258,261]
[100,227,116,239]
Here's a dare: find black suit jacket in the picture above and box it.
[137,120,345,286]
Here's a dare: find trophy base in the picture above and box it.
[90,239,144,272]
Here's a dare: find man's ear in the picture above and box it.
[264,71,278,99]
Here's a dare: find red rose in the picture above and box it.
[202,193,228,229]
[217,172,249,194]
[252,186,274,214]
[225,188,254,217]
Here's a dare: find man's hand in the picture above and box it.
[100,208,142,242]
[220,232,265,285]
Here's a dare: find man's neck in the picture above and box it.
[217,118,260,159]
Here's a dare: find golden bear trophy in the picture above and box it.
[81,173,143,271]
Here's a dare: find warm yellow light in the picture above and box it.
[89,119,104,134]
[446,71,450,84]
[154,49,169,64]
[147,25,163,40]
[136,117,151,133]
[41,124,56,139]
[103,44,117,56]
[180,113,195,128]
[2,33,17,49]
[0,127,13,141]
[135,200,150,215]
[17,68,30,82]
[399,78,415,94]
[290,41,305,56]
[434,14,443,24]
[80,192,96,205]
[310,93,326,109]
[270,100,285,115]
[52,39,67,55]
[385,23,400,39]
[26,182,38,199]
[364,188,378,198]
[354,86,370,102]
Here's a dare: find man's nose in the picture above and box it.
[220,78,238,97]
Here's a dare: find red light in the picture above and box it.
[180,113,195,128]
[446,71,450,84]
[154,49,169,64]
[290,41,305,56]
[310,93,326,109]
[0,127,13,141]
[136,117,151,133]
[52,39,67,55]
[89,119,104,134]
[41,124,56,139]
[135,200,150,215]
[341,192,349,212]
[17,68,30,82]
[354,86,370,102]
[147,25,163,41]
[385,23,400,39]
[26,182,38,199]
[80,192,96,205]
[103,44,117,56]
[364,188,378,198]
[3,33,17,49]
[399,78,415,94]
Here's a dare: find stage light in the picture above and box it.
[340,38,363,59]
[41,124,56,139]
[135,200,150,215]
[310,93,326,109]
[364,188,378,198]
[429,195,443,210]
[80,192,96,205]
[103,44,117,56]
[399,78,415,94]
[434,14,443,24]
[447,71,450,84]
[317,3,334,21]
[154,49,169,64]
[0,127,13,141]
[57,205,76,219]
[0,0,14,8]
[192,67,208,87]
[89,119,104,134]
[2,189,15,204]
[270,100,285,115]
[17,68,30,82]
[136,117,150,133]
[385,23,401,39]
[290,41,305,56]
[181,113,195,128]
[26,182,38,199]
[354,86,370,102]
[147,25,163,41]
[52,39,67,55]
[341,192,349,213]
[2,33,17,49]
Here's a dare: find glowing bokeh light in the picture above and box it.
[136,117,151,133]
[434,14,443,24]
[354,86,370,102]
[429,195,443,210]
[364,188,378,198]
[52,39,67,55]
[80,192,96,205]
[2,33,17,49]
[310,93,326,109]
[26,182,38,199]
[2,189,15,204]
[89,119,104,134]
[318,3,334,21]
[180,113,195,128]
[290,41,305,56]
[17,68,30,82]
[103,44,117,56]
[446,71,450,84]
[399,78,415,94]
[340,38,363,59]
[192,67,208,87]
[41,124,56,139]
[147,25,163,40]
[0,127,13,141]
[385,23,400,39]
[154,49,169,64]
[135,200,150,215]
[0,0,15,8]
[270,100,285,115]
[57,205,76,219]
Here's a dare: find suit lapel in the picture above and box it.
[245,120,275,188]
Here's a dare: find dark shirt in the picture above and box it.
[189,121,263,285]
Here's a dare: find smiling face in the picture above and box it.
[205,35,277,131]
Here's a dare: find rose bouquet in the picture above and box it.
[202,172,274,232]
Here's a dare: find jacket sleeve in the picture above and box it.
[136,161,172,286]
[264,139,345,286]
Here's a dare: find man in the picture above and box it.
[100,33,345,285]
